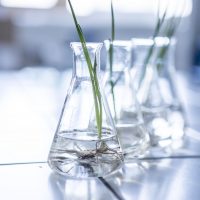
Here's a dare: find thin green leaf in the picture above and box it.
[109,0,117,120]
[93,56,102,138]
[138,4,168,88]
[111,0,115,41]
[156,3,184,72]
[67,0,102,138]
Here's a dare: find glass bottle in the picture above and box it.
[132,37,186,147]
[104,40,149,160]
[48,42,123,178]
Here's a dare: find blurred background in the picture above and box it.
[0,0,197,70]
[0,0,200,163]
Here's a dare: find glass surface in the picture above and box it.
[48,42,123,178]
[132,37,186,147]
[104,40,149,160]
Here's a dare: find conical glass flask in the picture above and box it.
[132,37,186,147]
[104,40,149,160]
[48,42,123,178]
[157,38,186,145]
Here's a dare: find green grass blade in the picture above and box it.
[138,4,168,88]
[109,0,117,120]
[93,56,102,138]
[111,0,115,41]
[67,0,102,138]
[156,4,184,72]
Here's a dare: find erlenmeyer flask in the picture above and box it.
[132,37,186,147]
[48,42,123,178]
[157,38,186,145]
[104,40,149,160]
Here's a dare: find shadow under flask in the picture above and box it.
[48,42,123,178]
[104,40,149,160]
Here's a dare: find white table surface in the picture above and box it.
[0,67,200,200]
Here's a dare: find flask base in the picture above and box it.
[48,130,123,178]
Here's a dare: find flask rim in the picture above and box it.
[132,37,176,47]
[70,42,103,49]
[104,40,132,50]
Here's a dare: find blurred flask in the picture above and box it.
[104,40,149,160]
[132,37,186,148]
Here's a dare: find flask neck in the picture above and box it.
[132,37,175,70]
[71,42,102,78]
[104,40,132,74]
